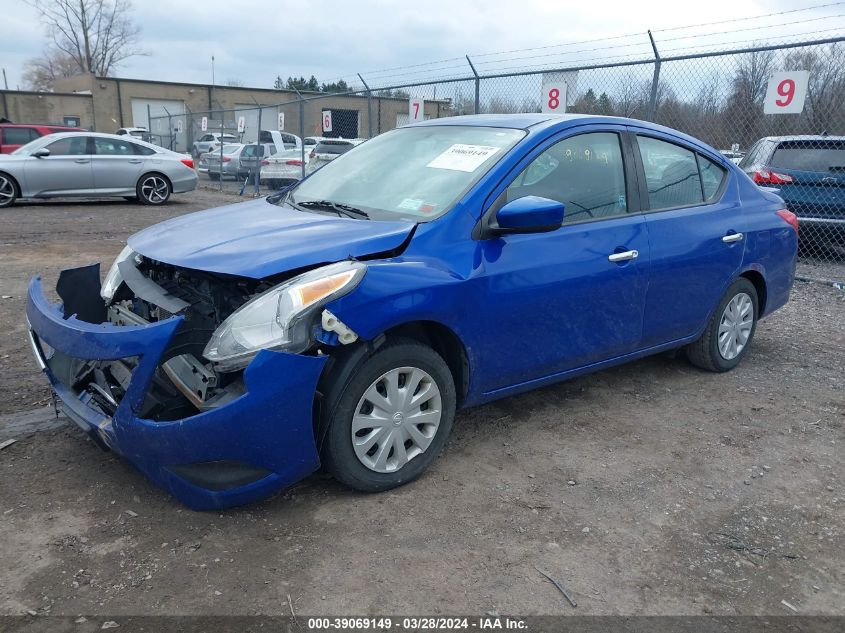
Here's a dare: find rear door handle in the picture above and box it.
[128,159,143,164]
[722,232,744,243]
[74,158,90,164]
[608,249,639,262]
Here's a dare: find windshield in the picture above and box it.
[287,126,525,221]
[11,137,48,155]
[221,144,242,154]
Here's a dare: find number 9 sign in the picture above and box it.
[764,71,809,115]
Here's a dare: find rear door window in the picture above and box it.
[94,138,136,155]
[770,141,845,173]
[3,127,40,145]
[637,136,703,209]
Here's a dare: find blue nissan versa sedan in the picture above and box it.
[26,114,798,509]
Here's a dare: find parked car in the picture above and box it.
[202,144,246,180]
[740,135,845,247]
[0,132,197,207]
[237,142,279,179]
[304,136,323,149]
[306,138,366,174]
[25,114,797,509]
[260,148,308,189]
[719,149,745,165]
[116,127,156,144]
[192,133,238,158]
[259,129,302,151]
[0,122,85,154]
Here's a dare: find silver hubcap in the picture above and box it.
[141,176,168,203]
[718,292,753,360]
[0,176,14,202]
[352,366,442,473]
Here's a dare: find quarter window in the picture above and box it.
[94,138,136,155]
[505,132,628,224]
[637,136,703,209]
[699,154,727,200]
[45,136,89,156]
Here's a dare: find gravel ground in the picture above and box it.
[0,191,843,617]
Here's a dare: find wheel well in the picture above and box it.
[740,270,767,315]
[384,321,469,406]
[0,171,20,195]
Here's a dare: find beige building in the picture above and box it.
[1,74,450,152]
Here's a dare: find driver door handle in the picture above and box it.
[722,232,744,243]
[128,159,143,164]
[608,249,639,262]
[74,158,90,164]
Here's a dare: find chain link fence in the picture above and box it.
[150,35,845,275]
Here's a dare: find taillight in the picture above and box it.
[222,157,231,162]
[309,149,316,159]
[261,159,269,166]
[180,158,194,169]
[285,159,303,166]
[753,169,794,185]
[776,208,799,234]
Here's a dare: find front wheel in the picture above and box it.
[137,174,171,205]
[0,173,19,208]
[321,339,456,492]
[686,277,758,372]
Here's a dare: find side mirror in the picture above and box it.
[492,196,565,235]
[32,148,51,158]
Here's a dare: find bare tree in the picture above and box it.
[22,49,80,91]
[25,0,144,83]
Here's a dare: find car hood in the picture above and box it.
[128,198,415,279]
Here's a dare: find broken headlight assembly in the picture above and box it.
[100,245,137,302]
[203,261,366,371]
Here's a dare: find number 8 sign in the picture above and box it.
[764,71,809,115]
[540,76,568,114]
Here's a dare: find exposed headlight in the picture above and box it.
[101,245,136,302]
[203,261,366,371]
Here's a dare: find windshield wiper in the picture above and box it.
[295,199,370,219]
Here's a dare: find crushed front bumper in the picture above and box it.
[25,264,327,510]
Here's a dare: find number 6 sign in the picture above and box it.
[322,110,333,133]
[764,71,809,115]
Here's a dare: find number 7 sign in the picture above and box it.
[764,71,809,115]
[409,98,424,123]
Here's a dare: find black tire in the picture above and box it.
[0,172,19,208]
[208,172,220,181]
[321,338,456,492]
[136,173,171,205]
[123,196,137,201]
[686,277,758,372]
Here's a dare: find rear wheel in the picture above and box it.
[0,173,19,208]
[686,278,758,372]
[208,172,220,181]
[137,174,171,205]
[321,339,456,492]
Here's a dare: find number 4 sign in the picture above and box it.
[764,71,809,115]
[409,98,424,123]
[322,110,332,133]
[541,76,568,114]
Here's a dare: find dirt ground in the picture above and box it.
[0,190,843,617]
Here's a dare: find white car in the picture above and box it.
[260,148,309,189]
[192,133,239,158]
[306,138,366,174]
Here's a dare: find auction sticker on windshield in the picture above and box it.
[426,144,501,172]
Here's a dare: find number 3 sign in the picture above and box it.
[764,71,809,115]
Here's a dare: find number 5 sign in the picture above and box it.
[322,110,333,133]
[764,71,809,115]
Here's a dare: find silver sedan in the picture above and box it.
[0,132,198,207]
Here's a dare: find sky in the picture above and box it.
[1,0,843,92]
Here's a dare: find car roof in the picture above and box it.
[757,135,845,142]
[1,122,82,129]
[34,131,177,153]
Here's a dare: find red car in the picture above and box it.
[0,123,86,153]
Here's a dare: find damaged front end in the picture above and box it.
[25,255,363,509]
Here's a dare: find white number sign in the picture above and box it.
[237,116,246,133]
[174,119,183,134]
[201,116,208,132]
[278,112,285,131]
[409,98,424,123]
[764,71,809,115]
[322,110,333,133]
[541,78,567,114]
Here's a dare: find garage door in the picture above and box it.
[131,98,186,150]
[233,105,279,143]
